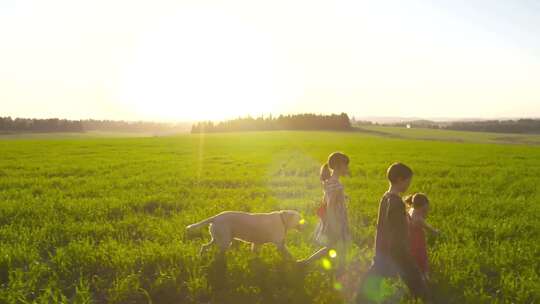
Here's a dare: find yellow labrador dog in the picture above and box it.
[186,210,304,258]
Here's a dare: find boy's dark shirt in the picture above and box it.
[374,191,411,261]
[366,191,429,300]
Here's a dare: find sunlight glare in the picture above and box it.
[117,9,284,121]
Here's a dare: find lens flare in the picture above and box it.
[329,249,337,258]
[321,258,332,270]
[299,218,305,225]
[361,276,396,303]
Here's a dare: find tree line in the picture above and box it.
[5,115,535,135]
[0,117,190,133]
[0,117,84,133]
[446,119,540,133]
[191,113,352,133]
[386,119,540,134]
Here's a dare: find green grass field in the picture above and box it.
[0,130,539,303]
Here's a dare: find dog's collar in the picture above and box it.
[279,212,288,232]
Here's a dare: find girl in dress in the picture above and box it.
[405,193,440,280]
[298,152,351,274]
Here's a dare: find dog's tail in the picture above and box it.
[186,216,215,232]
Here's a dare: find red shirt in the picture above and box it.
[408,210,428,274]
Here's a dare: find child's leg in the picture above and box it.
[356,261,383,304]
[396,258,429,301]
[335,241,347,275]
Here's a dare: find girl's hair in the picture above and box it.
[404,193,429,209]
[386,162,413,183]
[320,152,350,182]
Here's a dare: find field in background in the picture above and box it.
[0,130,539,303]
[359,125,540,145]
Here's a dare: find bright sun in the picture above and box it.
[117,9,289,121]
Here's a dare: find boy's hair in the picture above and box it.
[405,193,429,209]
[386,162,413,183]
[320,152,349,182]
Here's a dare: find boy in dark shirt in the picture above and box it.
[357,163,429,303]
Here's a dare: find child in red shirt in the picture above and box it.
[405,193,440,281]
[358,163,430,302]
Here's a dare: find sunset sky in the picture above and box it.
[1,0,540,121]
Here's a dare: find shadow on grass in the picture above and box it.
[207,254,228,295]
[206,255,310,304]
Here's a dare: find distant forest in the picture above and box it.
[2,115,539,135]
[191,113,352,133]
[0,117,190,133]
[386,119,540,134]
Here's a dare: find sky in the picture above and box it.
[1,0,540,121]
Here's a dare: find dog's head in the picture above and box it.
[280,210,305,231]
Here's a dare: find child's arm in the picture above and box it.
[414,216,440,235]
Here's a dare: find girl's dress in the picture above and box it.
[408,210,429,274]
[314,174,351,246]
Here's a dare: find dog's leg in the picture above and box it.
[199,239,215,256]
[199,224,217,256]
[212,224,231,258]
[276,242,293,260]
[217,243,229,259]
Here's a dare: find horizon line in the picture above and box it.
[2,113,540,124]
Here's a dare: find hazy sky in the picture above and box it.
[2,0,540,121]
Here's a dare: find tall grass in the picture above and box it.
[0,131,538,303]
